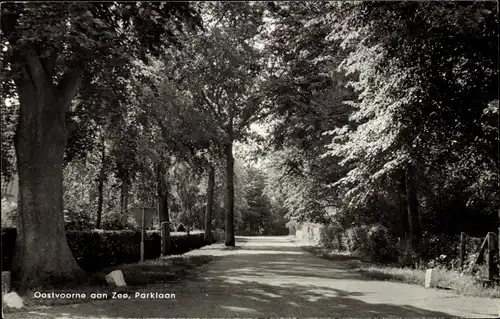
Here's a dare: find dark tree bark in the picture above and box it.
[157,159,171,255]
[405,164,422,252]
[397,170,410,238]
[225,140,235,246]
[12,49,86,291]
[95,127,106,229]
[224,102,236,247]
[204,163,215,243]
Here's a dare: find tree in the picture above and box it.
[204,161,215,243]
[177,2,272,246]
[321,2,498,250]
[259,2,354,225]
[0,2,202,289]
[258,2,497,252]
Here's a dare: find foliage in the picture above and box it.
[261,2,499,244]
[101,210,139,231]
[64,209,94,231]
[320,1,498,227]
[237,166,271,235]
[1,198,17,228]
[0,99,17,182]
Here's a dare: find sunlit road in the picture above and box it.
[5,236,499,318]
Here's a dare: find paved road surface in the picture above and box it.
[5,236,499,318]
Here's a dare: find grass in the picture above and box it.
[3,255,217,313]
[300,243,500,299]
[358,265,500,298]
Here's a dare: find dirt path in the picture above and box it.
[5,236,499,318]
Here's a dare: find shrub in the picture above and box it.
[366,224,398,262]
[319,223,343,250]
[1,198,17,228]
[176,223,186,232]
[1,228,217,272]
[101,210,139,230]
[67,230,143,271]
[1,227,16,271]
[64,209,94,231]
[344,225,370,253]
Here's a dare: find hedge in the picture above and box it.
[1,228,218,272]
[296,222,487,266]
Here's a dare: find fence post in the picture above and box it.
[459,232,466,271]
[487,232,495,283]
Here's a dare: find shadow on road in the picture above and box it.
[7,236,496,318]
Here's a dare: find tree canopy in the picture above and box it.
[1,1,498,289]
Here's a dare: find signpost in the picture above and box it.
[130,207,157,263]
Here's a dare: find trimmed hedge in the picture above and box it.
[1,228,217,272]
[1,227,16,271]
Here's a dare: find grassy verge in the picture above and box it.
[3,255,217,313]
[299,243,500,299]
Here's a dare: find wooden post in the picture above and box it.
[459,232,466,271]
[474,234,489,267]
[161,221,171,256]
[487,232,495,282]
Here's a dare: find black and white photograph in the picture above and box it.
[1,1,499,318]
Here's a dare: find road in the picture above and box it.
[5,236,499,318]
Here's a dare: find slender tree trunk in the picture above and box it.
[12,50,85,291]
[204,163,215,244]
[157,159,171,255]
[397,170,410,238]
[225,140,235,246]
[405,164,422,252]
[95,129,106,229]
[224,102,236,246]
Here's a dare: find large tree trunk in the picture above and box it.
[12,49,85,291]
[204,163,215,244]
[225,140,236,246]
[157,159,171,255]
[95,129,106,229]
[405,164,422,252]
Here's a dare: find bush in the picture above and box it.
[64,209,94,231]
[298,223,397,262]
[366,224,398,262]
[344,225,369,253]
[67,230,142,271]
[1,228,218,272]
[176,223,186,232]
[101,210,139,230]
[1,227,16,271]
[1,198,17,228]
[319,224,343,250]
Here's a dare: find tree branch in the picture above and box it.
[41,49,58,83]
[58,69,83,111]
[200,88,225,128]
[23,48,47,89]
